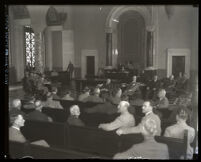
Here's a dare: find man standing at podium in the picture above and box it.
[67,61,74,80]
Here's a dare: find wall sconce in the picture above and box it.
[165,5,175,19]
[113,49,118,55]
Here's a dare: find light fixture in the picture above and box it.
[112,19,119,23]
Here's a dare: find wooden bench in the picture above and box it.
[9,141,98,159]
[65,124,188,159]
[21,120,66,149]
[42,107,68,122]
[19,120,188,159]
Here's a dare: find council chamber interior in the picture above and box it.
[8,5,198,159]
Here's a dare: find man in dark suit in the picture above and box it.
[27,100,53,122]
[145,75,161,100]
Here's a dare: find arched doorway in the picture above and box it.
[105,6,157,71]
[117,10,146,71]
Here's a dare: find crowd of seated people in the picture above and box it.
[10,70,196,159]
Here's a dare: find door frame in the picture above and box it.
[81,49,98,79]
[167,48,190,78]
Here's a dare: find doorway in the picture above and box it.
[86,56,95,78]
[172,56,185,78]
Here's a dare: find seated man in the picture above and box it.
[23,95,36,110]
[51,87,60,100]
[62,90,74,101]
[153,89,170,119]
[154,89,169,109]
[163,75,176,90]
[123,76,143,98]
[114,119,169,159]
[98,101,135,131]
[9,114,26,142]
[27,100,53,122]
[9,99,25,117]
[9,113,50,147]
[67,105,85,127]
[82,87,104,103]
[78,87,90,101]
[145,75,161,100]
[100,78,112,92]
[164,106,195,159]
[85,88,122,114]
[116,101,161,136]
[43,92,63,109]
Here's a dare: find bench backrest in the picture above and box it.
[21,120,66,148]
[9,141,97,159]
[65,124,187,159]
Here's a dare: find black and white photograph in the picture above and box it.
[6,4,198,159]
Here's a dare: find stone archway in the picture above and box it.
[105,6,157,70]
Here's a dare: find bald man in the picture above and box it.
[9,99,25,117]
[116,101,161,136]
[98,101,135,131]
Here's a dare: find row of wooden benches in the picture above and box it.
[16,119,188,159]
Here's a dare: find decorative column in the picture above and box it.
[27,5,49,74]
[106,28,112,66]
[146,26,154,67]
[34,32,44,74]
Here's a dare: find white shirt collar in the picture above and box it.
[12,126,20,131]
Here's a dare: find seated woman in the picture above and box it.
[164,106,195,159]
[114,118,169,159]
[67,105,85,127]
[84,88,122,114]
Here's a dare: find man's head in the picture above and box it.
[117,101,130,113]
[51,87,58,94]
[70,105,80,118]
[83,86,90,94]
[10,114,25,128]
[157,89,166,98]
[141,118,158,137]
[170,75,174,80]
[94,88,100,96]
[132,76,137,82]
[154,75,158,81]
[46,92,53,100]
[34,100,43,111]
[106,78,111,84]
[176,106,189,122]
[142,101,153,114]
[12,99,21,110]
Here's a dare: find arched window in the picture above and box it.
[24,26,35,69]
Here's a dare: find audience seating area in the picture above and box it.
[17,119,188,159]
